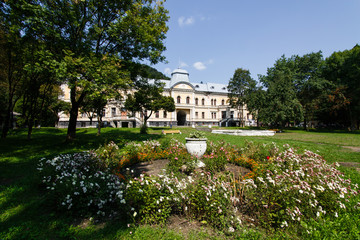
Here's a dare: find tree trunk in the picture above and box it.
[66,86,86,141]
[66,103,79,141]
[97,114,102,136]
[27,119,33,140]
[1,109,10,138]
[303,117,308,131]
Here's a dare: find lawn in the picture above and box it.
[1,127,359,239]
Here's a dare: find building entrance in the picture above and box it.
[177,110,186,126]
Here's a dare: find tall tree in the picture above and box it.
[245,86,267,127]
[227,68,257,127]
[22,0,169,140]
[323,45,360,130]
[0,1,28,138]
[294,52,330,130]
[124,78,175,133]
[260,56,303,129]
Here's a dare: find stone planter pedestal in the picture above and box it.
[185,138,207,158]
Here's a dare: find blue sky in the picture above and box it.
[153,0,360,84]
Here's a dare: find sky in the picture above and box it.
[152,0,360,85]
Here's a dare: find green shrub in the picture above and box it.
[38,153,126,218]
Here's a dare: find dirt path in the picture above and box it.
[342,146,360,152]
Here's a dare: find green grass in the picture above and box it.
[1,127,360,239]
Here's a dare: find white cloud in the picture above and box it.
[193,62,207,71]
[178,16,195,27]
[164,67,172,76]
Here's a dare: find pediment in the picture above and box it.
[172,82,194,90]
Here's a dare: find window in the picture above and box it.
[155,111,159,118]
[186,96,190,104]
[195,112,198,118]
[221,99,225,105]
[102,109,106,117]
[202,98,205,105]
[195,98,198,105]
[163,111,167,118]
[211,99,213,105]
[211,112,217,119]
[202,112,205,119]
[177,96,181,103]
[111,108,116,117]
[214,99,217,106]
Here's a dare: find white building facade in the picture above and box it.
[57,68,254,128]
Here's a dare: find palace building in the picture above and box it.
[57,68,255,128]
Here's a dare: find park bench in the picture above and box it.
[162,130,182,135]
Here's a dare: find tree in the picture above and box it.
[0,1,28,138]
[16,45,60,139]
[227,68,257,127]
[323,45,360,130]
[21,0,169,140]
[124,78,175,133]
[260,56,303,129]
[245,86,267,127]
[294,52,330,130]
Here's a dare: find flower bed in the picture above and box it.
[38,139,359,235]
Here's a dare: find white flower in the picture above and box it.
[133,212,137,217]
[228,227,235,233]
[280,220,288,228]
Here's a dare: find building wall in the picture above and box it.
[57,74,255,128]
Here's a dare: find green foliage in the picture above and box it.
[242,146,359,230]
[1,0,170,140]
[125,78,175,128]
[259,56,303,128]
[228,68,257,127]
[124,175,173,224]
[38,152,126,218]
[323,45,360,130]
[93,141,123,171]
[188,131,206,139]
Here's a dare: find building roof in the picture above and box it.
[170,68,190,86]
[149,68,229,94]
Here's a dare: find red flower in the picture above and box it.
[266,156,270,160]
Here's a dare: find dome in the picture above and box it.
[170,68,190,86]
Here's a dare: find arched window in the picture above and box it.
[195,98,198,105]
[177,96,181,104]
[221,99,225,105]
[186,96,190,104]
[214,99,217,106]
[202,98,205,105]
[211,99,213,105]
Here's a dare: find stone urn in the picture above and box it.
[185,137,207,158]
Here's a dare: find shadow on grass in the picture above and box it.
[0,127,165,239]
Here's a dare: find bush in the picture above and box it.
[38,152,126,218]
[240,145,359,229]
[93,141,122,171]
